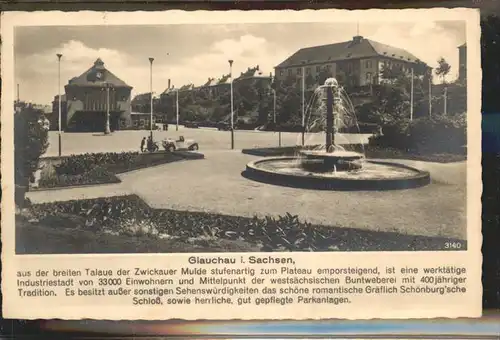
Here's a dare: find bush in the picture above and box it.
[341,122,381,134]
[369,115,466,154]
[369,119,412,150]
[409,115,466,153]
[14,104,49,207]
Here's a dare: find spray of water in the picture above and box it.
[299,79,366,157]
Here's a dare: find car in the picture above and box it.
[217,121,238,131]
[184,121,199,128]
[162,136,199,152]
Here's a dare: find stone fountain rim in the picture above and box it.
[244,157,431,191]
[299,150,364,160]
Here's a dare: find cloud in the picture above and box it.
[149,34,289,92]
[15,34,289,103]
[14,22,464,105]
[366,21,462,82]
[15,40,136,103]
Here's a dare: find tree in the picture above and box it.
[14,103,49,207]
[435,57,451,84]
[435,57,452,115]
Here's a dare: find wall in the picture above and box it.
[275,62,337,84]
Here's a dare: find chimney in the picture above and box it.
[168,79,171,89]
[352,35,363,44]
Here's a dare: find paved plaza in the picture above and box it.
[43,128,371,157]
[29,130,467,240]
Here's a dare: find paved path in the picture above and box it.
[44,129,371,157]
[27,150,467,240]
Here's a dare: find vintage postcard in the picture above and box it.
[1,8,482,320]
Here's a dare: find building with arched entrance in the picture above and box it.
[53,58,133,132]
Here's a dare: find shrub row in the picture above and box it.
[28,195,466,252]
[369,115,466,154]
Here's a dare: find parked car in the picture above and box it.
[184,121,199,128]
[217,121,238,131]
[162,136,199,152]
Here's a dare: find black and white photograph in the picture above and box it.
[12,18,470,255]
[2,8,483,322]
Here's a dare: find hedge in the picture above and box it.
[369,115,466,154]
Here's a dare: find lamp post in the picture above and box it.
[429,68,432,118]
[410,67,414,121]
[444,86,448,115]
[301,65,305,146]
[229,59,234,150]
[149,57,154,140]
[102,82,113,134]
[57,53,63,157]
[176,88,179,131]
[270,74,281,147]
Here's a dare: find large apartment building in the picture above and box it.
[275,35,430,87]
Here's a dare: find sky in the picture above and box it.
[14,21,466,105]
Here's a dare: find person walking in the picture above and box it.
[140,137,146,152]
[147,135,153,152]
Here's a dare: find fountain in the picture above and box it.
[243,78,431,191]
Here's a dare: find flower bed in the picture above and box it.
[37,151,203,189]
[38,166,120,188]
[24,195,467,253]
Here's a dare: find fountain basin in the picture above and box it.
[299,150,364,172]
[243,157,430,191]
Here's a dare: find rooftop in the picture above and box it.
[66,58,132,88]
[276,36,424,68]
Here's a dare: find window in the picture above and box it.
[306,67,311,75]
[366,72,372,84]
[280,69,284,76]
[366,60,372,68]
[297,68,302,75]
[316,66,321,73]
[288,69,293,76]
